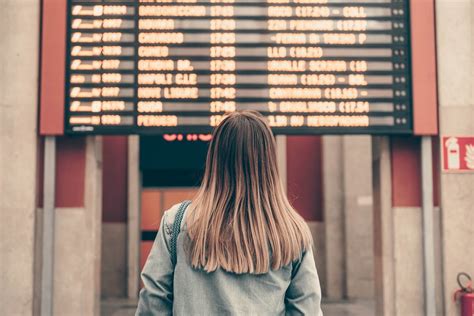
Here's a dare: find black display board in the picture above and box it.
[65,0,412,134]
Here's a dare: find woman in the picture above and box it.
[136,111,323,315]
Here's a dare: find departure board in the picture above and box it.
[65,0,412,134]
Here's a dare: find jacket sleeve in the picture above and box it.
[135,211,174,316]
[285,247,323,316]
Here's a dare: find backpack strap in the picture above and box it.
[170,200,191,265]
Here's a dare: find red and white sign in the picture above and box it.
[442,136,474,172]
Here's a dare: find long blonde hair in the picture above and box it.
[186,111,312,274]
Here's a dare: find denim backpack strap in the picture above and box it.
[170,200,191,266]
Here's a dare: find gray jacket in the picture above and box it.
[136,203,323,316]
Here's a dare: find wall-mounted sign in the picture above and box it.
[64,0,412,135]
[442,136,474,173]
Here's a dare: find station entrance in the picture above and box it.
[138,135,208,272]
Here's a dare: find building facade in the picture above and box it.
[1,0,473,315]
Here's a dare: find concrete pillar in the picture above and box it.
[371,137,395,316]
[0,0,40,314]
[128,136,141,298]
[322,135,375,300]
[322,136,346,299]
[342,136,374,299]
[53,137,102,315]
[276,135,287,190]
[436,0,474,315]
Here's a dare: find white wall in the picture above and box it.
[436,0,474,315]
[0,0,40,314]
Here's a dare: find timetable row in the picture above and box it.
[67,113,406,129]
[68,87,408,99]
[69,34,407,47]
[68,60,408,71]
[69,47,407,59]
[68,73,407,85]
[71,19,401,31]
[69,5,404,18]
[67,100,409,113]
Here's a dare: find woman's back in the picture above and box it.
[138,204,322,316]
[136,112,323,315]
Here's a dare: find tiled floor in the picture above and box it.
[101,298,375,316]
[101,299,136,316]
[321,299,375,316]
